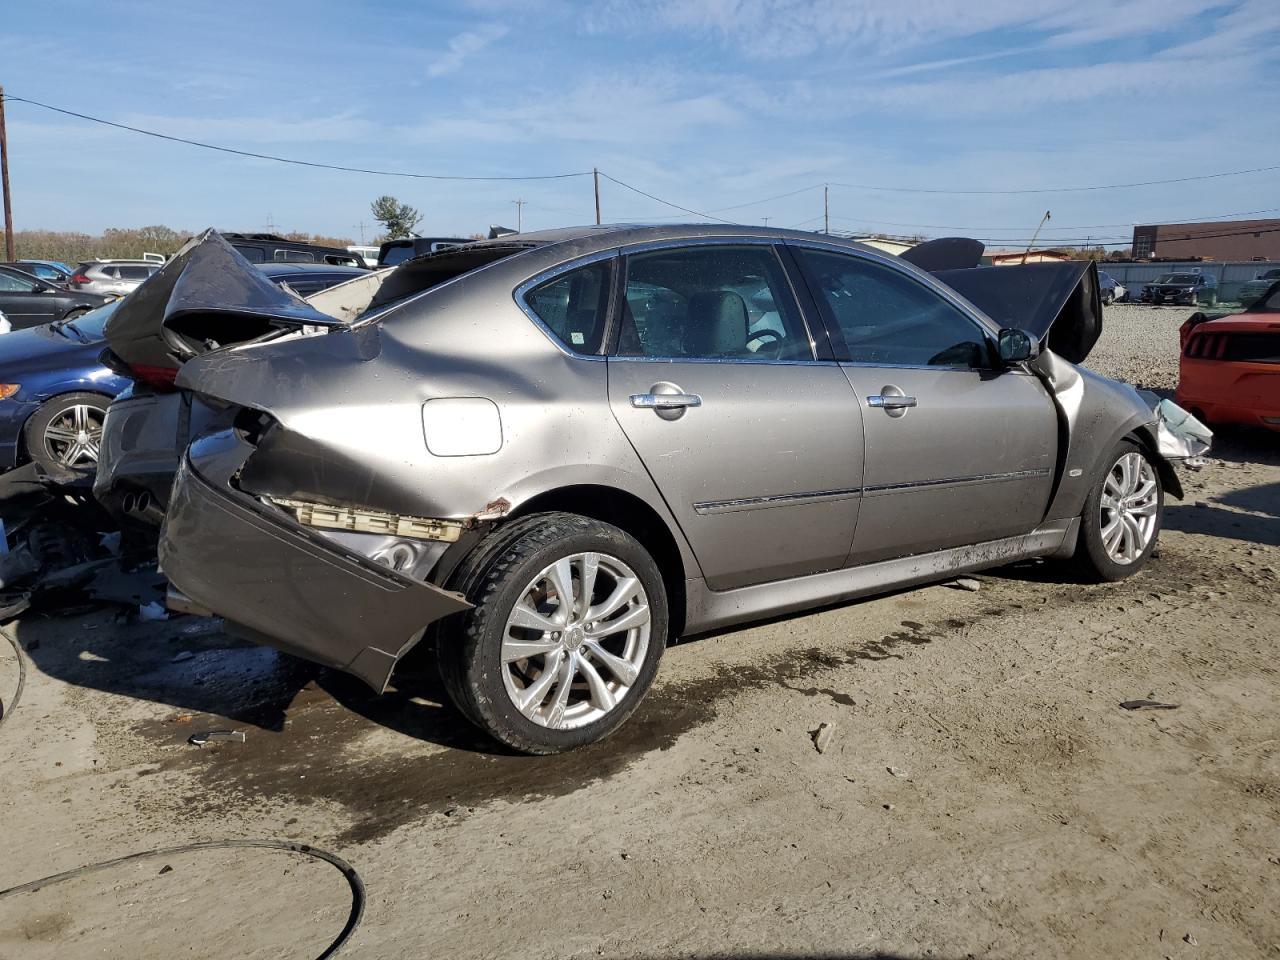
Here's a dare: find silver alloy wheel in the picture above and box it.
[43,403,105,467]
[1100,452,1158,565]
[500,552,650,730]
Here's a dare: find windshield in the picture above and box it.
[1155,273,1199,284]
[55,299,119,340]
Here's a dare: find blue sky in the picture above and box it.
[3,0,1278,247]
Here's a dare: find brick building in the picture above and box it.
[1131,219,1280,260]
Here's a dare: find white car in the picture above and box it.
[0,309,11,334]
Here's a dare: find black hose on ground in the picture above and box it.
[0,625,25,731]
[0,839,365,959]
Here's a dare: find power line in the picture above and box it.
[826,206,1280,232]
[704,183,824,213]
[596,172,735,224]
[2,94,592,182]
[829,164,1280,195]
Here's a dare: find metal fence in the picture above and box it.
[1097,260,1277,303]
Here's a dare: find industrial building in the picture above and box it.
[1131,218,1280,261]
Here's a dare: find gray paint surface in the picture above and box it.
[141,226,1182,690]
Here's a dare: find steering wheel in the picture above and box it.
[746,329,785,356]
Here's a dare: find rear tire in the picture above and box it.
[22,392,110,473]
[1072,440,1163,582]
[437,512,668,754]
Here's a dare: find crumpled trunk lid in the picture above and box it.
[102,229,346,373]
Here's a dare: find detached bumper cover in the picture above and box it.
[160,441,471,692]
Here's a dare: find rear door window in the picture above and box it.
[233,245,266,263]
[522,260,612,354]
[615,245,811,360]
[119,266,151,280]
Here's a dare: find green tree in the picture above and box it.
[370,195,422,239]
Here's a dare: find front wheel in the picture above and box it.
[438,512,668,754]
[1072,441,1163,581]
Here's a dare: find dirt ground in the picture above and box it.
[1,308,1277,959]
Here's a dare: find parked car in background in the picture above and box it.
[1177,287,1280,432]
[0,309,11,335]
[0,264,111,330]
[4,260,73,284]
[103,227,1196,754]
[1238,268,1280,307]
[0,263,367,477]
[1140,272,1217,306]
[222,232,367,268]
[377,235,471,266]
[1098,270,1126,305]
[69,260,162,298]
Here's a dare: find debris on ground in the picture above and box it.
[887,766,910,779]
[812,721,835,754]
[945,577,982,592]
[188,730,247,746]
[1120,699,1180,711]
[1183,933,1198,946]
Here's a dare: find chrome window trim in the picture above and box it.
[512,248,620,361]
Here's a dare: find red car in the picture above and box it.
[1177,287,1280,432]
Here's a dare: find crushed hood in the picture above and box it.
[103,229,344,370]
[933,259,1102,364]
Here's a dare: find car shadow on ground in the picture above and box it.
[12,612,321,732]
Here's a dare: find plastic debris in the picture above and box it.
[188,730,246,746]
[1120,699,1179,711]
[812,721,836,754]
[138,601,169,622]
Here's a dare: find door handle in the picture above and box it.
[631,392,702,410]
[867,395,917,409]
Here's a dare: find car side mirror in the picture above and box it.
[998,328,1040,364]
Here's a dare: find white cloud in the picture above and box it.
[427,23,509,77]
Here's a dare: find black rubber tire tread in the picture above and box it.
[437,511,668,755]
[21,391,110,472]
[1072,439,1163,583]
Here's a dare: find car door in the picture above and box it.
[0,267,60,329]
[603,242,865,590]
[790,244,1059,566]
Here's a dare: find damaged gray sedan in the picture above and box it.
[100,226,1196,753]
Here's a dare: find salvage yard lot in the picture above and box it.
[1,303,1277,959]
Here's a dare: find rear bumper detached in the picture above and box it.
[159,438,471,692]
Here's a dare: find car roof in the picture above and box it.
[449,222,881,259]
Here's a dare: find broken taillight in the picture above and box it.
[127,364,180,392]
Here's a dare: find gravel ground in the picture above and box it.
[1084,303,1194,391]
[2,320,1277,959]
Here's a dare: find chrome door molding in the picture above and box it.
[693,486,864,515]
[863,468,1051,495]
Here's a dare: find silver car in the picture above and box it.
[103,227,1198,753]
[70,260,162,298]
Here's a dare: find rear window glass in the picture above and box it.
[274,249,316,263]
[524,261,612,353]
[379,243,414,266]
[119,266,151,280]
[233,245,266,263]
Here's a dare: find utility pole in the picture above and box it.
[0,86,14,260]
[762,217,771,227]
[593,168,601,225]
[513,198,525,232]
[823,184,829,236]
[353,221,369,244]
